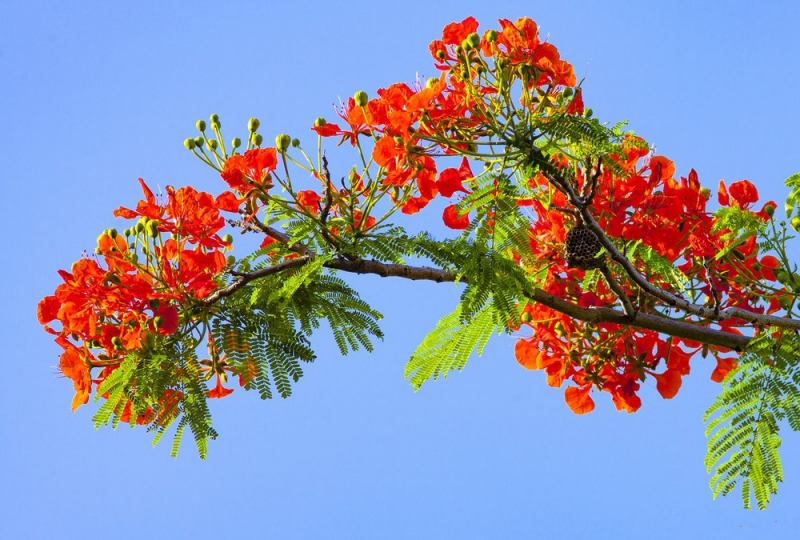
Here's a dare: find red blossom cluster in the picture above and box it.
[38,15,792,420]
[38,179,235,410]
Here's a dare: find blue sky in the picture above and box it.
[2,1,800,538]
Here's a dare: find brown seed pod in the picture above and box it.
[565,225,604,269]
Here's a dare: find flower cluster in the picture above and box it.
[38,179,234,410]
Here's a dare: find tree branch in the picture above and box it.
[202,254,752,351]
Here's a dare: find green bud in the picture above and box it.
[193,136,204,148]
[208,139,218,150]
[354,90,368,107]
[699,187,711,198]
[248,117,260,132]
[461,38,472,51]
[275,133,291,151]
[222,234,233,244]
[467,32,481,48]
[291,138,300,148]
[314,117,327,127]
[196,119,206,132]
[520,312,532,323]
[485,29,498,43]
[111,336,123,348]
[455,45,463,55]
[135,219,146,233]
[124,228,132,237]
[183,138,196,150]
[231,137,242,149]
[108,228,118,239]
[253,133,263,146]
[791,216,800,232]
[426,77,437,89]
[210,113,220,124]
[146,220,160,237]
[435,50,446,60]
[764,204,776,217]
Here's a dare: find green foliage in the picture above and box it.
[712,206,769,260]
[405,303,502,390]
[784,172,800,218]
[624,240,689,292]
[93,335,216,458]
[704,333,800,509]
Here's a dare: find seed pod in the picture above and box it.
[565,226,604,269]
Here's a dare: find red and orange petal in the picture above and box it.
[653,369,682,399]
[515,338,542,370]
[208,376,234,399]
[443,205,470,229]
[564,385,595,415]
[711,357,738,383]
[728,180,758,208]
[37,295,60,325]
[59,347,92,411]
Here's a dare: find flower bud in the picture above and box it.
[314,117,327,127]
[426,77,437,89]
[194,136,205,148]
[435,50,446,60]
[562,87,573,98]
[222,234,233,244]
[699,187,711,198]
[146,220,160,237]
[291,138,300,148]
[136,219,146,233]
[184,138,196,150]
[252,133,263,146]
[275,133,291,151]
[248,117,260,132]
[792,216,800,232]
[467,32,480,48]
[196,119,206,132]
[354,90,368,107]
[485,29,498,43]
[108,228,118,239]
[208,139,218,150]
[210,113,220,124]
[231,137,242,149]
[111,336,123,349]
[520,312,532,323]
[461,38,472,51]
[765,204,775,217]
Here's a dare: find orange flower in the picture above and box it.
[564,385,595,415]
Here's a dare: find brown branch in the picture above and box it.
[529,148,800,332]
[201,254,751,350]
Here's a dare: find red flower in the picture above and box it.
[565,385,595,414]
[653,369,682,399]
[443,204,470,229]
[436,157,473,197]
[221,148,277,193]
[711,357,738,383]
[208,375,234,399]
[728,180,759,208]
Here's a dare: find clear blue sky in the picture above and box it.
[2,1,800,538]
